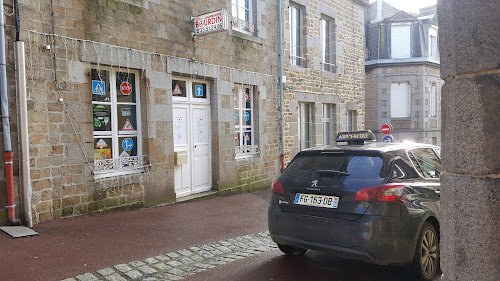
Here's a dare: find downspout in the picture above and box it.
[278,0,285,172]
[14,0,32,227]
[1,0,20,225]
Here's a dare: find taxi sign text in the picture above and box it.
[193,9,228,36]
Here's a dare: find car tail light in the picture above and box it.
[271,179,284,195]
[355,184,408,203]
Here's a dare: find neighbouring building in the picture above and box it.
[0,0,282,225]
[365,1,443,145]
[282,0,368,163]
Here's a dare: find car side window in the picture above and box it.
[391,157,420,179]
[408,148,442,179]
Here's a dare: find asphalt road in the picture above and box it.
[185,248,420,281]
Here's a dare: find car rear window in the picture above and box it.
[284,153,384,179]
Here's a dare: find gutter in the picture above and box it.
[1,0,20,225]
[278,0,284,172]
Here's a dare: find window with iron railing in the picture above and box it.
[232,0,257,35]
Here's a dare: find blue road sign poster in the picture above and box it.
[92,80,105,95]
[195,85,203,97]
[383,135,394,143]
[122,138,134,151]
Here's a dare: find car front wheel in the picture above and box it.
[277,243,308,256]
[412,222,440,281]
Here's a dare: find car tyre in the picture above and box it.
[277,243,307,256]
[412,222,439,281]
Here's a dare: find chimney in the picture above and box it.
[376,0,383,21]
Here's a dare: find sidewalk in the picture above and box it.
[0,190,271,281]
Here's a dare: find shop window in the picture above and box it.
[234,84,257,156]
[92,67,143,178]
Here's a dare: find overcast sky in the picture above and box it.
[369,0,437,14]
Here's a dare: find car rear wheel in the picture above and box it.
[277,243,307,256]
[412,222,439,281]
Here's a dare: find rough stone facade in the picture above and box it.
[365,65,443,144]
[282,0,367,164]
[365,1,443,145]
[0,0,281,224]
[438,0,500,280]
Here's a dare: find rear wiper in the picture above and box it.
[317,170,349,176]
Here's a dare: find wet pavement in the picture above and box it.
[0,191,271,281]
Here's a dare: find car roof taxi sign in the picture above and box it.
[336,130,376,145]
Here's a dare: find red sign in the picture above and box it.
[120,82,132,95]
[235,133,238,142]
[193,9,228,36]
[381,124,392,135]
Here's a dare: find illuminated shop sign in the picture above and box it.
[192,9,228,36]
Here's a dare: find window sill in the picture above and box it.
[235,152,260,160]
[320,70,337,79]
[93,167,145,180]
[232,29,261,44]
[289,65,307,73]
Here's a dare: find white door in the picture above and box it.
[173,105,192,197]
[191,105,211,193]
[172,79,212,198]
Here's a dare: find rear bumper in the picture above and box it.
[268,204,414,265]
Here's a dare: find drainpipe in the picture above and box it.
[1,0,20,225]
[278,0,285,172]
[14,0,32,227]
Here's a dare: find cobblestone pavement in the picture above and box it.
[62,232,277,281]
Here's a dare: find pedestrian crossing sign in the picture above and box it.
[92,80,105,95]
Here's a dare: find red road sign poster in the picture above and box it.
[381,124,392,135]
[120,82,132,95]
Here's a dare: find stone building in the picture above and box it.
[282,0,368,163]
[365,1,443,145]
[0,0,282,225]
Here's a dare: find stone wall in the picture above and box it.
[365,64,443,144]
[0,0,281,224]
[438,0,500,280]
[282,0,366,163]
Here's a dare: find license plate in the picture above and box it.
[294,193,339,209]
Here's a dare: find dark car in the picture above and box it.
[268,131,441,281]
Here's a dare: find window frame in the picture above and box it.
[289,4,304,66]
[391,82,411,118]
[234,84,257,157]
[92,66,143,178]
[428,26,438,60]
[429,83,437,117]
[347,110,356,131]
[299,102,312,150]
[390,23,411,59]
[232,0,254,34]
[320,16,336,72]
[322,104,337,145]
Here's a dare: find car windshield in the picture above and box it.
[284,154,384,179]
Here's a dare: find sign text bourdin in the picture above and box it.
[193,9,228,36]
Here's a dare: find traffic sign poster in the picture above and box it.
[120,137,137,156]
[192,83,207,98]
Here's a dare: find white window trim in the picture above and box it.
[391,23,411,59]
[320,17,335,72]
[390,82,411,118]
[232,0,255,34]
[429,26,438,60]
[289,4,303,66]
[430,83,437,117]
[347,110,356,131]
[299,103,311,150]
[234,84,258,158]
[322,104,332,145]
[92,66,144,178]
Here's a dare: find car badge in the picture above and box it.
[311,180,318,187]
